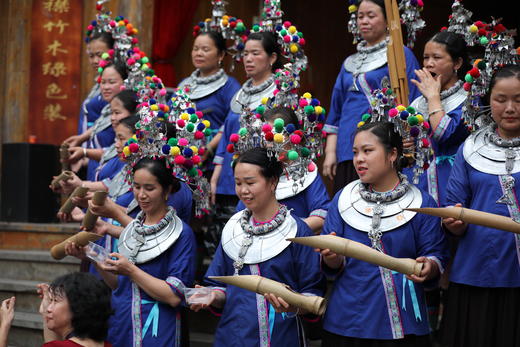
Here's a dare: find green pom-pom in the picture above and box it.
[465,74,474,83]
[479,36,489,45]
[253,24,260,32]
[385,88,393,95]
[149,83,156,89]
[141,57,149,64]
[406,106,415,114]
[256,105,266,114]
[186,123,195,132]
[273,118,285,128]
[300,147,310,157]
[287,150,299,160]
[135,121,141,129]
[97,67,103,73]
[128,137,137,144]
[477,60,486,70]
[280,29,287,36]
[190,114,198,123]
[407,115,419,126]
[304,105,314,114]
[168,137,178,146]
[101,52,110,60]
[204,128,212,136]
[297,31,304,38]
[361,113,371,121]
[187,167,198,177]
[238,127,248,136]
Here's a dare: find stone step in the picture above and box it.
[7,311,44,347]
[0,278,41,313]
[0,222,78,251]
[0,249,80,282]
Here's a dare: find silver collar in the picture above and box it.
[338,179,422,232]
[178,69,229,100]
[221,210,297,264]
[118,213,183,264]
[107,169,129,200]
[276,169,317,200]
[463,125,520,175]
[411,81,467,119]
[343,40,388,75]
[230,78,277,114]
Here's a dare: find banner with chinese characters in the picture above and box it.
[29,0,83,145]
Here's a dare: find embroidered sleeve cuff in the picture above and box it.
[213,155,224,165]
[207,287,226,316]
[323,124,338,134]
[309,209,328,219]
[101,178,111,189]
[431,114,452,141]
[166,276,187,301]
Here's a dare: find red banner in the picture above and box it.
[29,0,83,145]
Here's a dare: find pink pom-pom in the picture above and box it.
[174,155,185,165]
[160,89,167,96]
[290,134,302,144]
[417,0,424,6]
[423,121,430,129]
[299,38,306,46]
[192,155,201,165]
[230,133,240,143]
[308,162,316,172]
[196,111,203,118]
[283,21,291,28]
[129,143,139,153]
[127,58,136,65]
[87,25,94,31]
[388,108,398,117]
[177,119,186,128]
[299,99,308,107]
[283,35,291,43]
[178,138,189,146]
[119,85,125,91]
[108,49,114,56]
[194,131,204,139]
[273,89,279,96]
[262,123,273,133]
[109,21,116,27]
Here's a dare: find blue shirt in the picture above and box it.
[213,112,240,195]
[205,216,326,347]
[325,47,420,162]
[446,146,520,287]
[322,187,448,339]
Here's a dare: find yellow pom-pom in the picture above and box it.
[131,135,138,141]
[205,18,211,22]
[181,113,189,121]
[232,153,239,160]
[289,44,299,54]
[303,92,312,99]
[170,146,180,156]
[150,104,159,111]
[190,146,198,154]
[274,133,284,143]
[261,97,269,105]
[397,105,406,112]
[357,121,365,128]
[348,4,358,13]
[288,26,297,34]
[133,28,138,35]
[123,146,131,156]
[469,24,478,33]
[118,20,125,26]
[222,19,229,26]
[315,106,323,114]
[222,15,229,20]
[202,120,210,128]
[416,114,424,123]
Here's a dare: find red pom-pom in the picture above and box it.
[294,130,304,137]
[198,147,205,155]
[299,38,306,46]
[96,4,102,10]
[129,143,139,153]
[194,131,204,139]
[192,155,201,165]
[131,38,139,44]
[262,123,273,133]
[316,123,324,131]
[264,132,274,141]
[494,23,506,33]
[177,119,186,128]
[440,26,448,31]
[463,82,472,91]
[283,21,291,28]
[226,144,235,153]
[229,133,240,143]
[475,21,485,28]
[469,67,480,78]
[421,138,430,147]
[290,134,301,144]
[174,155,185,165]
[477,28,487,36]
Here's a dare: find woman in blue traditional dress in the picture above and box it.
[66,157,197,347]
[66,62,128,181]
[407,30,470,206]
[318,121,448,346]
[236,106,330,233]
[441,65,520,347]
[178,31,240,170]
[209,32,281,252]
[322,0,420,193]
[192,147,325,347]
